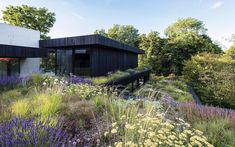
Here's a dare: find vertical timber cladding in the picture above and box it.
[90,45,138,76]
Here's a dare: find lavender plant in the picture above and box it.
[67,76,92,85]
[0,117,70,147]
[0,76,30,89]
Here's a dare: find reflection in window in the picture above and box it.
[0,59,20,78]
[56,50,72,75]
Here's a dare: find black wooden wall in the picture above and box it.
[90,45,138,76]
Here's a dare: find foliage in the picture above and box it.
[95,24,139,47]
[11,99,30,117]
[161,93,235,147]
[0,117,69,146]
[92,70,131,85]
[178,103,235,126]
[2,5,56,39]
[162,17,222,74]
[10,93,62,119]
[1,74,233,146]
[65,84,108,100]
[194,119,235,147]
[41,53,56,72]
[225,43,235,60]
[104,107,213,147]
[0,76,30,91]
[138,75,194,102]
[138,31,163,72]
[183,53,235,108]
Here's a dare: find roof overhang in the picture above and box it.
[40,35,145,54]
[0,44,48,58]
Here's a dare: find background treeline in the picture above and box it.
[95,18,235,109]
[95,17,222,75]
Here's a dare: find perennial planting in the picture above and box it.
[0,73,231,146]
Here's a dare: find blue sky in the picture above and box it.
[0,0,234,48]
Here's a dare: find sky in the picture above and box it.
[0,0,234,48]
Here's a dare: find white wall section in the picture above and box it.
[0,23,41,76]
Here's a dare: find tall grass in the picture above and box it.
[11,99,30,117]
[194,119,235,147]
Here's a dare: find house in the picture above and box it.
[0,23,144,77]
[40,35,144,76]
[0,23,47,78]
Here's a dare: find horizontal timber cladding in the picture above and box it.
[0,44,47,58]
[39,35,144,54]
[90,45,138,76]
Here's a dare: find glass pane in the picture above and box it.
[10,60,20,76]
[0,61,7,78]
[74,49,90,76]
[56,49,72,75]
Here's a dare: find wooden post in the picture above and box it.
[137,78,140,88]
[131,82,134,92]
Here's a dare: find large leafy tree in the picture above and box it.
[163,17,222,74]
[95,24,139,47]
[2,5,56,39]
[138,31,163,73]
[2,5,56,71]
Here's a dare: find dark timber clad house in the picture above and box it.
[40,35,144,76]
[0,23,144,77]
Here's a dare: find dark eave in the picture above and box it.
[0,44,48,58]
[39,34,144,54]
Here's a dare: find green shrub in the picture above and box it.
[92,70,133,85]
[142,75,194,102]
[194,119,235,147]
[183,53,235,108]
[92,77,109,85]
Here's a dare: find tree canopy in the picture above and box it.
[162,17,222,74]
[95,24,139,47]
[138,31,163,72]
[2,5,56,39]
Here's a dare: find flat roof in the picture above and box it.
[39,34,144,54]
[0,44,47,58]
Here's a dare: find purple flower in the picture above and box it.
[67,76,92,85]
[0,117,70,146]
[0,76,31,87]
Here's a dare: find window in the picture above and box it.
[0,59,20,78]
[56,50,72,75]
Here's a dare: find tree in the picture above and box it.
[94,29,107,37]
[138,31,163,72]
[163,17,222,74]
[95,24,140,47]
[2,5,56,72]
[2,5,56,39]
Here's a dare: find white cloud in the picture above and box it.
[211,1,223,9]
[72,13,84,20]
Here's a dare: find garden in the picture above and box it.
[0,70,234,147]
[0,4,235,147]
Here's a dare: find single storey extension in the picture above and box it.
[39,35,144,76]
[0,23,144,77]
